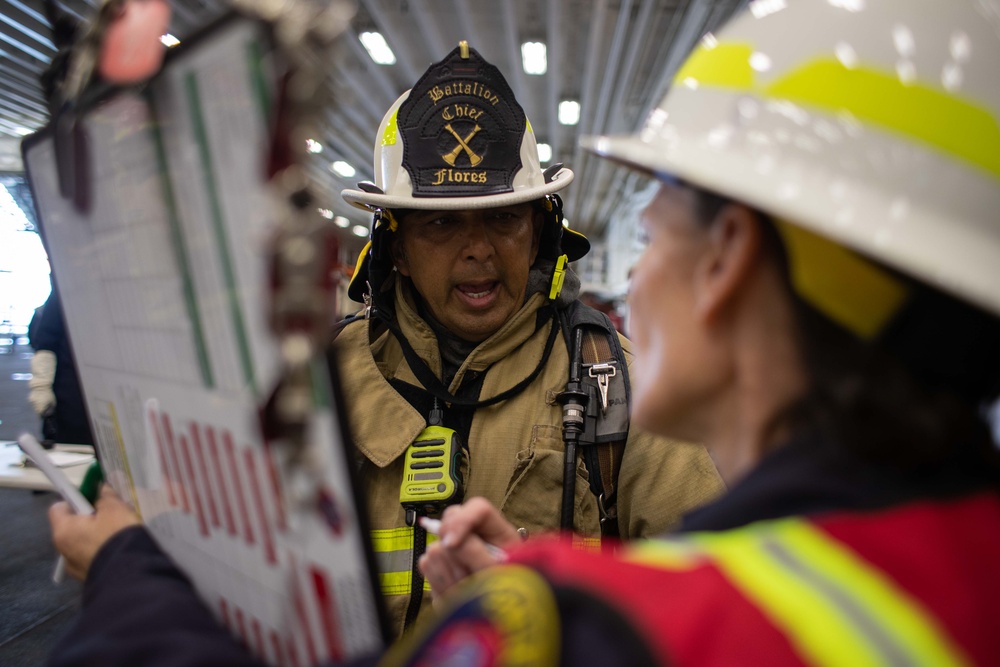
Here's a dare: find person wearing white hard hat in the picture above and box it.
[329,41,721,636]
[45,0,1000,662]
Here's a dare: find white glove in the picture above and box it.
[28,349,57,417]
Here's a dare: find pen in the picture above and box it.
[418,516,507,562]
[17,434,97,583]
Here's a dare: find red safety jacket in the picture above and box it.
[506,492,1000,666]
[382,493,1000,667]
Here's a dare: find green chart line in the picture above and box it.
[185,72,257,392]
[149,103,215,389]
[247,38,272,126]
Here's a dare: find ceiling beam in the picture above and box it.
[499,0,526,105]
[566,0,606,227]
[544,0,561,167]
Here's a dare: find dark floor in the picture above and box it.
[0,338,82,667]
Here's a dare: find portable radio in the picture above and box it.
[399,412,466,515]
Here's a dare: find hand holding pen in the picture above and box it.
[417,497,523,598]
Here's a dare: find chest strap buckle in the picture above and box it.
[586,361,617,413]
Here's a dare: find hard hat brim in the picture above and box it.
[342,167,575,212]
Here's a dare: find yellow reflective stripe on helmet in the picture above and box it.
[767,60,1000,182]
[690,520,970,667]
[773,218,909,339]
[371,527,437,595]
[675,40,1000,182]
[674,41,756,89]
[382,110,399,147]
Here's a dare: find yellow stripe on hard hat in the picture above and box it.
[382,109,399,147]
[674,41,1000,182]
[773,219,909,339]
[674,41,756,89]
[768,60,1000,183]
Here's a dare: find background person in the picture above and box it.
[28,287,94,447]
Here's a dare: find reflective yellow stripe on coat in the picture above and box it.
[701,520,970,667]
[631,518,970,667]
[371,528,436,595]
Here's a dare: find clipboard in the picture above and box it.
[21,12,390,663]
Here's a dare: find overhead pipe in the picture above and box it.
[499,0,527,108]
[566,0,606,226]
[571,0,631,231]
[544,0,561,166]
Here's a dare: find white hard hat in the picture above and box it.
[584,0,1000,326]
[343,42,574,211]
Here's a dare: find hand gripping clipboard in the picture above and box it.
[21,13,390,663]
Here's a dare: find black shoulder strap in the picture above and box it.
[562,301,630,538]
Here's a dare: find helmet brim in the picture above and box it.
[342,167,574,212]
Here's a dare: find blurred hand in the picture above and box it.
[28,386,56,416]
[418,497,522,600]
[28,349,57,416]
[49,485,141,581]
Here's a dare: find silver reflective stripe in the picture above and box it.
[762,537,914,667]
[376,548,413,577]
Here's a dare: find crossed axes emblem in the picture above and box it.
[442,123,483,166]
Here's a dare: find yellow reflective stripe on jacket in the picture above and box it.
[690,520,970,667]
[623,536,704,571]
[572,535,602,553]
[371,527,437,595]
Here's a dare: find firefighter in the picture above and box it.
[330,42,721,635]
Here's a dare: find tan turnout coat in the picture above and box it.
[335,281,723,636]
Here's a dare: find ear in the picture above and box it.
[390,234,411,277]
[692,204,762,324]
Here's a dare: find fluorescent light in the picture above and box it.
[331,161,356,178]
[334,216,351,228]
[317,208,334,219]
[558,100,580,125]
[352,225,369,237]
[521,41,547,75]
[750,0,787,19]
[536,143,552,163]
[306,139,323,154]
[13,127,32,136]
[160,34,180,47]
[360,32,396,65]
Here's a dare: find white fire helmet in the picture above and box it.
[344,42,588,303]
[584,0,1000,338]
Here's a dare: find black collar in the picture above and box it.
[679,434,998,533]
